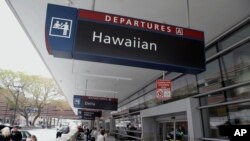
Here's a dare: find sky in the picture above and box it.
[0,1,51,78]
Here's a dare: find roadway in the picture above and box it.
[28,128,78,141]
[28,128,57,141]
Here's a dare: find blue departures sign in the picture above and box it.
[77,109,102,120]
[73,95,118,111]
[45,4,206,74]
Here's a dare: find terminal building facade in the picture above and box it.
[112,18,250,141]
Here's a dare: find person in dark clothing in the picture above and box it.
[56,131,62,138]
[10,126,22,141]
[85,128,91,140]
[0,127,11,141]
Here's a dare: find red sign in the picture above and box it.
[78,9,204,40]
[156,80,172,99]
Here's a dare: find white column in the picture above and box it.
[142,117,157,141]
[96,117,100,130]
[186,98,203,141]
[90,120,94,129]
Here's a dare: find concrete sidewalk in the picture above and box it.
[106,136,119,141]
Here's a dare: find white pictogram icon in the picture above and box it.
[176,27,183,35]
[49,17,72,38]
[74,98,80,105]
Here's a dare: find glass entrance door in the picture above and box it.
[165,122,174,141]
[157,123,164,141]
[175,121,188,141]
[159,121,188,141]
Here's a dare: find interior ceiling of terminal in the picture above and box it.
[6,0,250,113]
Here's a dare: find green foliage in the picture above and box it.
[0,69,64,125]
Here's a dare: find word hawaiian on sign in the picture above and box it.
[45,4,206,74]
[73,95,118,110]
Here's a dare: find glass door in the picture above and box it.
[159,121,188,141]
[165,122,174,141]
[175,121,188,141]
[157,123,164,141]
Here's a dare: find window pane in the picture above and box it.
[228,102,250,124]
[202,102,250,139]
[144,91,158,108]
[172,74,198,98]
[206,45,217,58]
[225,84,250,102]
[202,106,229,139]
[220,42,250,85]
[200,93,225,106]
[197,60,222,93]
[219,24,250,50]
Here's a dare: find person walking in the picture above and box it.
[85,128,91,141]
[91,127,98,141]
[10,126,22,141]
[96,130,106,141]
[0,127,11,141]
[26,135,37,141]
[30,135,37,141]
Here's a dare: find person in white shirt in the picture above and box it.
[91,127,98,140]
[96,130,106,141]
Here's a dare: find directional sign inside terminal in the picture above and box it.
[73,95,118,110]
[77,109,102,120]
[45,4,206,74]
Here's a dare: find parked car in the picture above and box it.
[20,130,31,141]
[57,125,70,134]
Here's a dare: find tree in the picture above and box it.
[27,76,62,126]
[0,69,63,126]
[0,88,14,123]
[0,69,31,125]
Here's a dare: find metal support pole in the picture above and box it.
[173,120,176,141]
[186,0,190,28]
[92,0,96,11]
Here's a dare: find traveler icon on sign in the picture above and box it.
[49,17,72,38]
[62,22,69,36]
[53,21,62,29]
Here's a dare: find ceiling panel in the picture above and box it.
[189,0,250,43]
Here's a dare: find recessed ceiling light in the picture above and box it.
[79,89,118,94]
[76,72,132,81]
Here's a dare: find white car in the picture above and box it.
[20,130,31,141]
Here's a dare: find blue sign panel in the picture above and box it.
[73,95,118,110]
[77,109,102,120]
[45,4,77,58]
